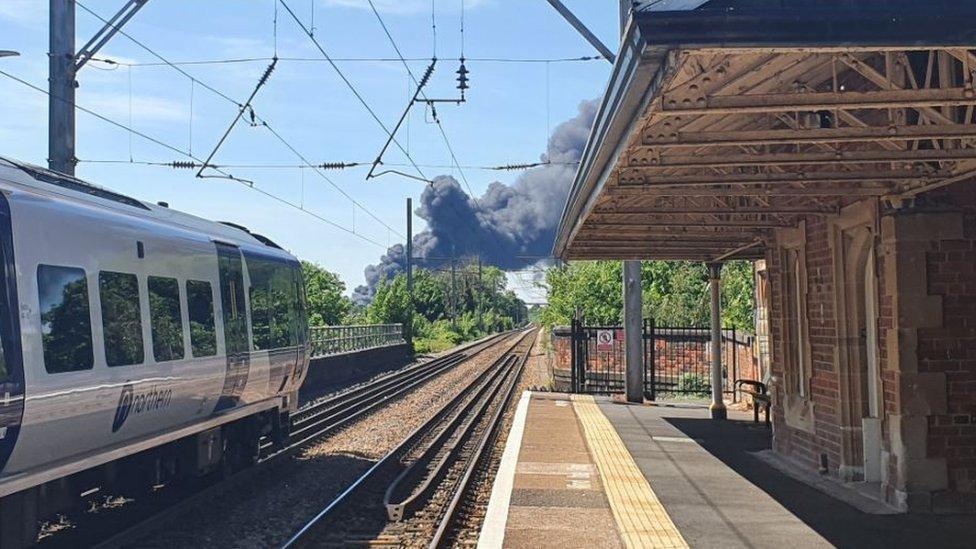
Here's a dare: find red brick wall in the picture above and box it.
[877,226,900,501]
[769,186,976,510]
[919,196,976,499]
[768,217,837,472]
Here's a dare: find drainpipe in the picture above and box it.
[708,263,727,420]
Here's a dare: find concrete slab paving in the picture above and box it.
[599,399,976,549]
[483,392,623,549]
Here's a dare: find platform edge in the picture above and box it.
[477,390,532,549]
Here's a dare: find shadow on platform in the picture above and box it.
[660,413,976,549]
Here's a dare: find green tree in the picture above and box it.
[539,261,623,326]
[366,274,412,326]
[539,260,755,332]
[302,261,352,326]
[366,262,527,353]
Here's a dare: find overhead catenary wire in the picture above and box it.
[196,58,278,182]
[78,159,578,171]
[90,55,604,67]
[0,68,389,249]
[278,0,429,183]
[272,0,279,56]
[75,0,405,239]
[431,0,437,59]
[364,0,476,200]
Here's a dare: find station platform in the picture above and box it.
[479,392,976,549]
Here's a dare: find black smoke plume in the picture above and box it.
[354,99,598,303]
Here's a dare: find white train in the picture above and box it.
[0,157,310,545]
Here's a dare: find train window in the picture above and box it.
[186,280,217,357]
[148,276,185,362]
[37,265,94,373]
[245,252,300,350]
[99,271,145,367]
[247,256,273,350]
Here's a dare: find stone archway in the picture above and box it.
[831,205,882,483]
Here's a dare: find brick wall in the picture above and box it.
[768,216,844,473]
[918,187,976,507]
[769,184,976,512]
[877,225,901,501]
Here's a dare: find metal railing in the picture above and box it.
[554,320,755,399]
[309,324,405,359]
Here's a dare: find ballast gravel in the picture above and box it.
[123,334,519,549]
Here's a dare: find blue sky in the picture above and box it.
[0,0,616,298]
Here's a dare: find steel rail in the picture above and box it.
[91,331,518,549]
[285,354,467,447]
[265,331,514,454]
[382,354,519,521]
[428,342,531,548]
[280,328,535,548]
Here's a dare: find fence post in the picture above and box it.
[570,318,579,393]
[732,327,738,403]
[645,318,656,402]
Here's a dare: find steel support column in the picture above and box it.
[623,260,643,403]
[708,262,727,420]
[49,0,76,175]
[543,0,615,63]
[619,0,630,37]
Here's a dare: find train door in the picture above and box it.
[215,243,250,411]
[0,192,23,475]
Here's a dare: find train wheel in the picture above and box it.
[221,421,260,476]
[0,489,39,549]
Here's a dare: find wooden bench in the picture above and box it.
[734,379,771,426]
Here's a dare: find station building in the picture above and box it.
[555,1,976,513]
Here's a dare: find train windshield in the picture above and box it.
[243,251,302,350]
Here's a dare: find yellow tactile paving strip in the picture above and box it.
[571,395,689,549]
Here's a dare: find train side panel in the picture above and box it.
[3,191,229,477]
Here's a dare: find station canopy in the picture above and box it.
[554,0,976,262]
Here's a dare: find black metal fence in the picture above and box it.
[565,318,748,399]
[309,324,405,358]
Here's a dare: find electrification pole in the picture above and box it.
[48,0,150,175]
[450,259,458,331]
[405,198,413,344]
[477,257,483,332]
[49,0,76,175]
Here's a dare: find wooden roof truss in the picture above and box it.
[568,47,976,261]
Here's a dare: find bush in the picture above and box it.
[677,373,710,395]
[413,319,463,354]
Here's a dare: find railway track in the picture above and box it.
[54,331,522,549]
[282,328,536,548]
[272,330,515,454]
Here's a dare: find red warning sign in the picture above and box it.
[596,329,614,351]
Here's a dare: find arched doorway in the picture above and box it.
[836,225,883,484]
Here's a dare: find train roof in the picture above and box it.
[0,156,289,255]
